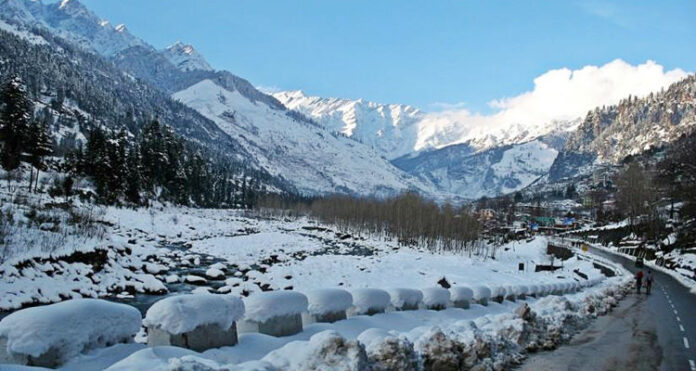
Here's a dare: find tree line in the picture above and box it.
[0,76,263,208]
[260,192,480,253]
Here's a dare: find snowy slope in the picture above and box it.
[174,80,433,196]
[274,90,423,160]
[162,41,213,72]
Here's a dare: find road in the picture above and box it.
[520,245,696,371]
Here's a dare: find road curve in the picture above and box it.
[520,245,695,371]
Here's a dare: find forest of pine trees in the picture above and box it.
[0,76,262,208]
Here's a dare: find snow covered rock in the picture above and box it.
[239,291,308,337]
[421,287,451,310]
[205,268,225,280]
[184,275,207,285]
[472,286,492,306]
[143,293,244,351]
[387,288,423,311]
[303,288,353,324]
[349,288,391,315]
[450,286,474,309]
[0,299,141,367]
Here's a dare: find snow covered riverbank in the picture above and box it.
[2,204,607,313]
[0,201,634,369]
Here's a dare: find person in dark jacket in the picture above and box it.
[635,270,644,294]
[645,270,654,295]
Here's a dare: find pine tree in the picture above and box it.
[26,119,53,192]
[0,76,33,187]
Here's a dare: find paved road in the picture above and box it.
[521,246,695,371]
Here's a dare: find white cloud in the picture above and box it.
[416,59,689,151]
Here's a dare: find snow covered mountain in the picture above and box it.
[273,90,424,160]
[549,76,696,181]
[394,140,558,199]
[274,90,573,198]
[0,0,150,56]
[173,80,433,196]
[274,89,579,159]
[162,41,213,72]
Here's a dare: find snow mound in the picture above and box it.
[244,291,308,322]
[143,294,244,334]
[259,330,368,370]
[306,288,353,315]
[350,288,391,313]
[105,346,198,371]
[471,286,492,300]
[0,299,141,361]
[449,286,474,301]
[387,288,423,308]
[421,287,451,307]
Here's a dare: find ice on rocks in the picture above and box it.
[0,299,141,365]
[143,294,244,334]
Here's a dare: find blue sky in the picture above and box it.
[75,0,695,112]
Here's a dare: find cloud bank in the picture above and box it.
[416,59,688,151]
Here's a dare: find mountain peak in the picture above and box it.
[162,41,213,72]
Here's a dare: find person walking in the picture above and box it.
[645,270,654,295]
[635,270,644,294]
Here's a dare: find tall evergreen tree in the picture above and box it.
[26,119,53,192]
[0,76,32,186]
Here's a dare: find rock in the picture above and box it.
[205,268,225,280]
[184,275,207,285]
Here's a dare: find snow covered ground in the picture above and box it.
[1,197,631,369]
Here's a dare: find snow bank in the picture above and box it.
[450,286,474,301]
[350,288,391,314]
[305,288,353,315]
[0,299,141,362]
[421,287,451,308]
[387,288,423,308]
[256,330,368,370]
[143,294,244,334]
[243,291,308,322]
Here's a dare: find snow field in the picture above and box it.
[143,294,245,335]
